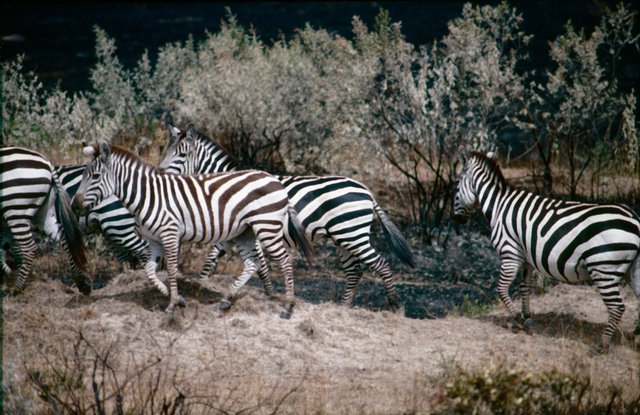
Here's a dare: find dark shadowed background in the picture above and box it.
[3,1,638,93]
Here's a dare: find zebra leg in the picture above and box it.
[219,236,259,311]
[518,265,535,333]
[257,232,296,319]
[591,273,625,353]
[495,260,525,333]
[199,242,227,280]
[162,236,185,315]
[255,242,276,297]
[340,243,402,311]
[6,223,37,294]
[339,251,364,307]
[143,240,169,297]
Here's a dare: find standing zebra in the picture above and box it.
[0,146,92,295]
[56,164,149,265]
[74,142,314,317]
[158,123,415,310]
[453,147,640,352]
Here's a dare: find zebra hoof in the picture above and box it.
[76,281,92,296]
[523,318,534,334]
[164,305,175,315]
[219,299,233,311]
[389,297,403,313]
[280,309,293,320]
[178,295,186,308]
[589,341,609,355]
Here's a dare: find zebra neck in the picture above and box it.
[476,177,508,226]
[113,159,158,216]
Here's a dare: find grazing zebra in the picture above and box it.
[453,147,640,352]
[0,146,92,295]
[74,142,314,317]
[158,123,415,310]
[56,164,149,265]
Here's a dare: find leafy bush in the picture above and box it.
[435,364,640,415]
[1,2,637,231]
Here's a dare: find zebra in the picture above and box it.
[158,123,415,310]
[73,142,314,318]
[0,146,92,295]
[55,164,149,266]
[453,147,640,352]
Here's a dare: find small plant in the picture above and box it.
[451,294,493,317]
[435,363,640,415]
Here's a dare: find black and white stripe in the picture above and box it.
[158,123,415,310]
[0,146,91,295]
[74,143,314,317]
[453,147,640,351]
[56,164,149,265]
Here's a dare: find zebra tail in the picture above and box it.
[52,169,89,274]
[287,205,315,265]
[374,202,415,268]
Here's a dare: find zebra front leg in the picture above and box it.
[142,240,170,297]
[592,274,626,354]
[161,236,186,315]
[495,260,525,333]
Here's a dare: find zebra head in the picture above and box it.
[453,147,481,221]
[158,122,195,174]
[73,142,115,212]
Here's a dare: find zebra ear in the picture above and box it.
[186,124,197,141]
[167,123,181,144]
[458,146,469,164]
[99,141,111,164]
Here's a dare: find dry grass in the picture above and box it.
[3,260,639,414]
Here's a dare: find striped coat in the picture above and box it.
[453,148,640,351]
[1,146,91,294]
[74,143,313,317]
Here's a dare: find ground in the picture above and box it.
[2,230,639,414]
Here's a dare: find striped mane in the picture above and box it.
[193,130,242,169]
[97,144,160,175]
[469,151,508,187]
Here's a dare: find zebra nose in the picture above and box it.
[72,193,87,215]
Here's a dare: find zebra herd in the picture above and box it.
[2,122,640,352]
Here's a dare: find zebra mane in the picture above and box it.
[108,145,160,174]
[192,130,241,169]
[470,151,508,186]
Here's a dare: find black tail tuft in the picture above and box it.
[52,170,90,277]
[287,205,315,265]
[374,203,415,268]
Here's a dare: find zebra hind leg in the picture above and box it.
[340,246,402,311]
[515,265,535,334]
[8,227,37,295]
[219,236,259,311]
[591,272,626,354]
[338,251,363,307]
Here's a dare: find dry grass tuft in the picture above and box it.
[3,266,639,414]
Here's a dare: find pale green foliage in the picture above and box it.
[517,3,639,196]
[2,57,91,160]
[1,3,637,229]
[359,2,530,236]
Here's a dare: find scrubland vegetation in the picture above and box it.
[2,2,640,413]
